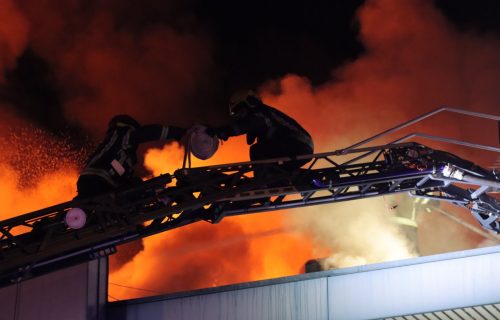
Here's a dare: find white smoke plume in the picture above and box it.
[262,0,499,269]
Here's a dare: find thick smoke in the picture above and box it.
[1,0,499,299]
[15,0,214,135]
[0,0,29,81]
[0,0,244,297]
[291,198,418,269]
[262,0,500,153]
[260,0,499,267]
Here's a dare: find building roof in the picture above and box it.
[109,245,500,319]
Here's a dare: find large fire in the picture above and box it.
[1,0,498,302]
[109,137,319,299]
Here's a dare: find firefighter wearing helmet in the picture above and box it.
[76,114,188,198]
[208,90,314,176]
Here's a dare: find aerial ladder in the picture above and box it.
[0,107,499,286]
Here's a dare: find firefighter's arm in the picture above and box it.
[136,125,187,143]
[206,124,244,141]
[206,114,267,141]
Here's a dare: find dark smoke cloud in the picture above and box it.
[262,0,500,159]
[2,0,214,139]
[0,0,218,285]
[2,0,368,136]
[0,0,29,81]
[2,0,500,298]
[14,0,214,135]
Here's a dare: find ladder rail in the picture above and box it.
[0,107,499,286]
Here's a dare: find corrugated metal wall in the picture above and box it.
[108,246,500,320]
[2,246,500,319]
[109,278,328,320]
[0,258,107,320]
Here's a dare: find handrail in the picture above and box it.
[340,107,500,153]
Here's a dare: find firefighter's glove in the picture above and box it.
[206,127,229,141]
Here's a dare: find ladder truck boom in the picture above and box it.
[1,107,499,286]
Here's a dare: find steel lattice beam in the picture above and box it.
[0,142,498,287]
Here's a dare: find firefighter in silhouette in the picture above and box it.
[76,114,188,198]
[207,90,314,180]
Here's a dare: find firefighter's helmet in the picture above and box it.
[228,90,261,119]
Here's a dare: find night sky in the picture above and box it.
[2,0,500,142]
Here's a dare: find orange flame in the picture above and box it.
[2,0,498,302]
[0,123,79,230]
[109,136,317,299]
